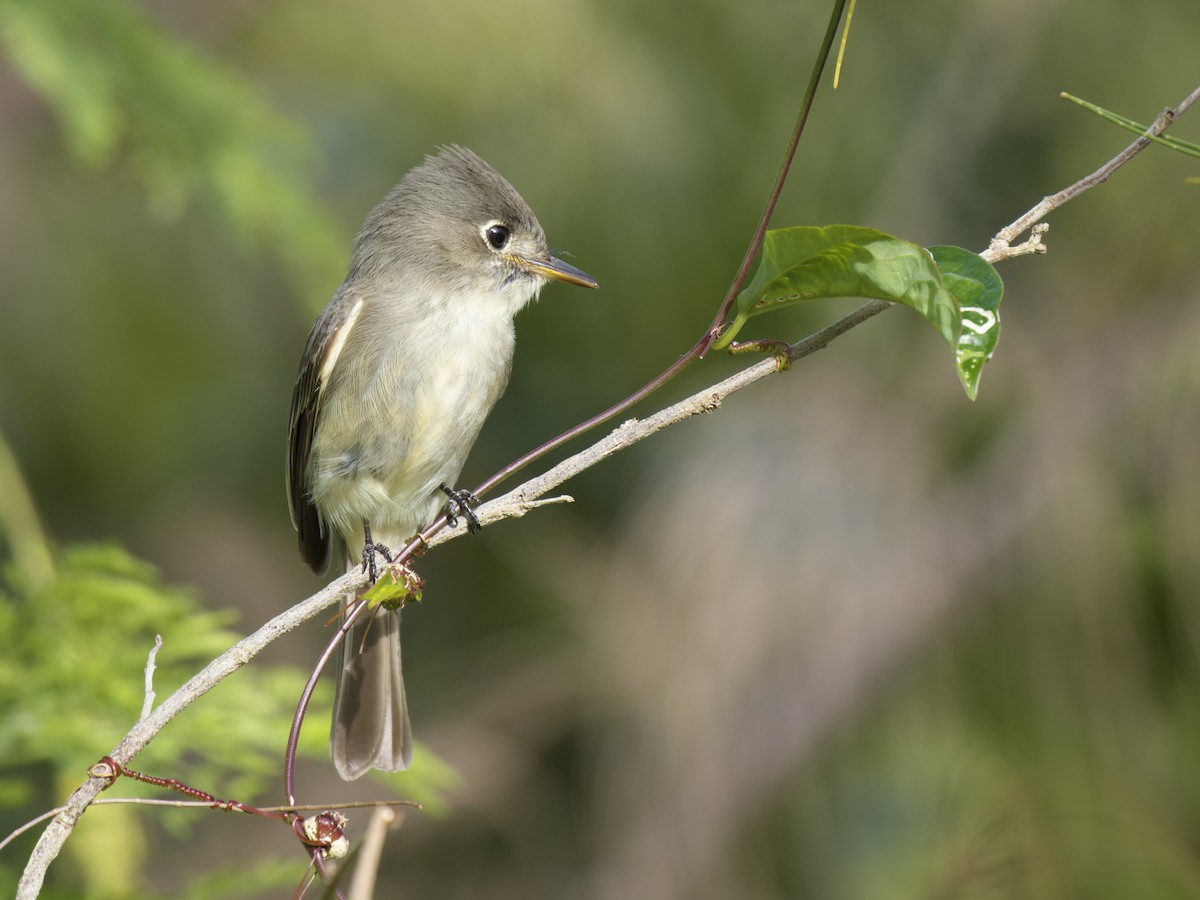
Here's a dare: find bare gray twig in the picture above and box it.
[140,635,163,722]
[986,85,1200,263]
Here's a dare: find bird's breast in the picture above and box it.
[308,288,518,544]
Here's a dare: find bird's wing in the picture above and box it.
[287,289,365,574]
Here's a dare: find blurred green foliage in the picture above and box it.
[0,425,334,892]
[0,0,344,292]
[0,0,1198,897]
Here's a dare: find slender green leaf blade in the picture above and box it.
[734,226,960,346]
[930,245,1004,400]
[1061,92,1200,160]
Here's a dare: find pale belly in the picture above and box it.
[307,300,515,548]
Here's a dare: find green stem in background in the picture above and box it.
[833,0,857,88]
[0,431,54,588]
[1061,92,1200,160]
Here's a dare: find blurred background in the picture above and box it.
[2,0,1199,896]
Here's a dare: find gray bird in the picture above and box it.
[287,146,597,779]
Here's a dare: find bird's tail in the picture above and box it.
[330,558,413,780]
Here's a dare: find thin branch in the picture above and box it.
[986,84,1200,262]
[433,358,781,542]
[0,799,419,857]
[347,807,399,900]
[427,297,893,538]
[140,635,163,722]
[20,77,1200,900]
[17,570,364,899]
[284,596,370,805]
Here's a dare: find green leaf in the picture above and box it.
[362,567,421,610]
[720,225,961,350]
[930,246,1004,400]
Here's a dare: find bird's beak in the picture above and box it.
[513,254,599,289]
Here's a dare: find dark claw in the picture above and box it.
[440,485,482,534]
[360,520,392,582]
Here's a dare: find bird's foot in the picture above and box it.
[360,520,393,583]
[440,485,482,534]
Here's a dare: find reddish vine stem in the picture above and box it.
[91,756,287,818]
[88,756,349,859]
[283,596,373,805]
[92,755,351,900]
[382,0,850,571]
[281,0,850,814]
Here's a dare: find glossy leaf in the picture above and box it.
[930,246,1004,400]
[718,225,961,350]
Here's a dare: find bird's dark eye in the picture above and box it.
[484,223,510,250]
